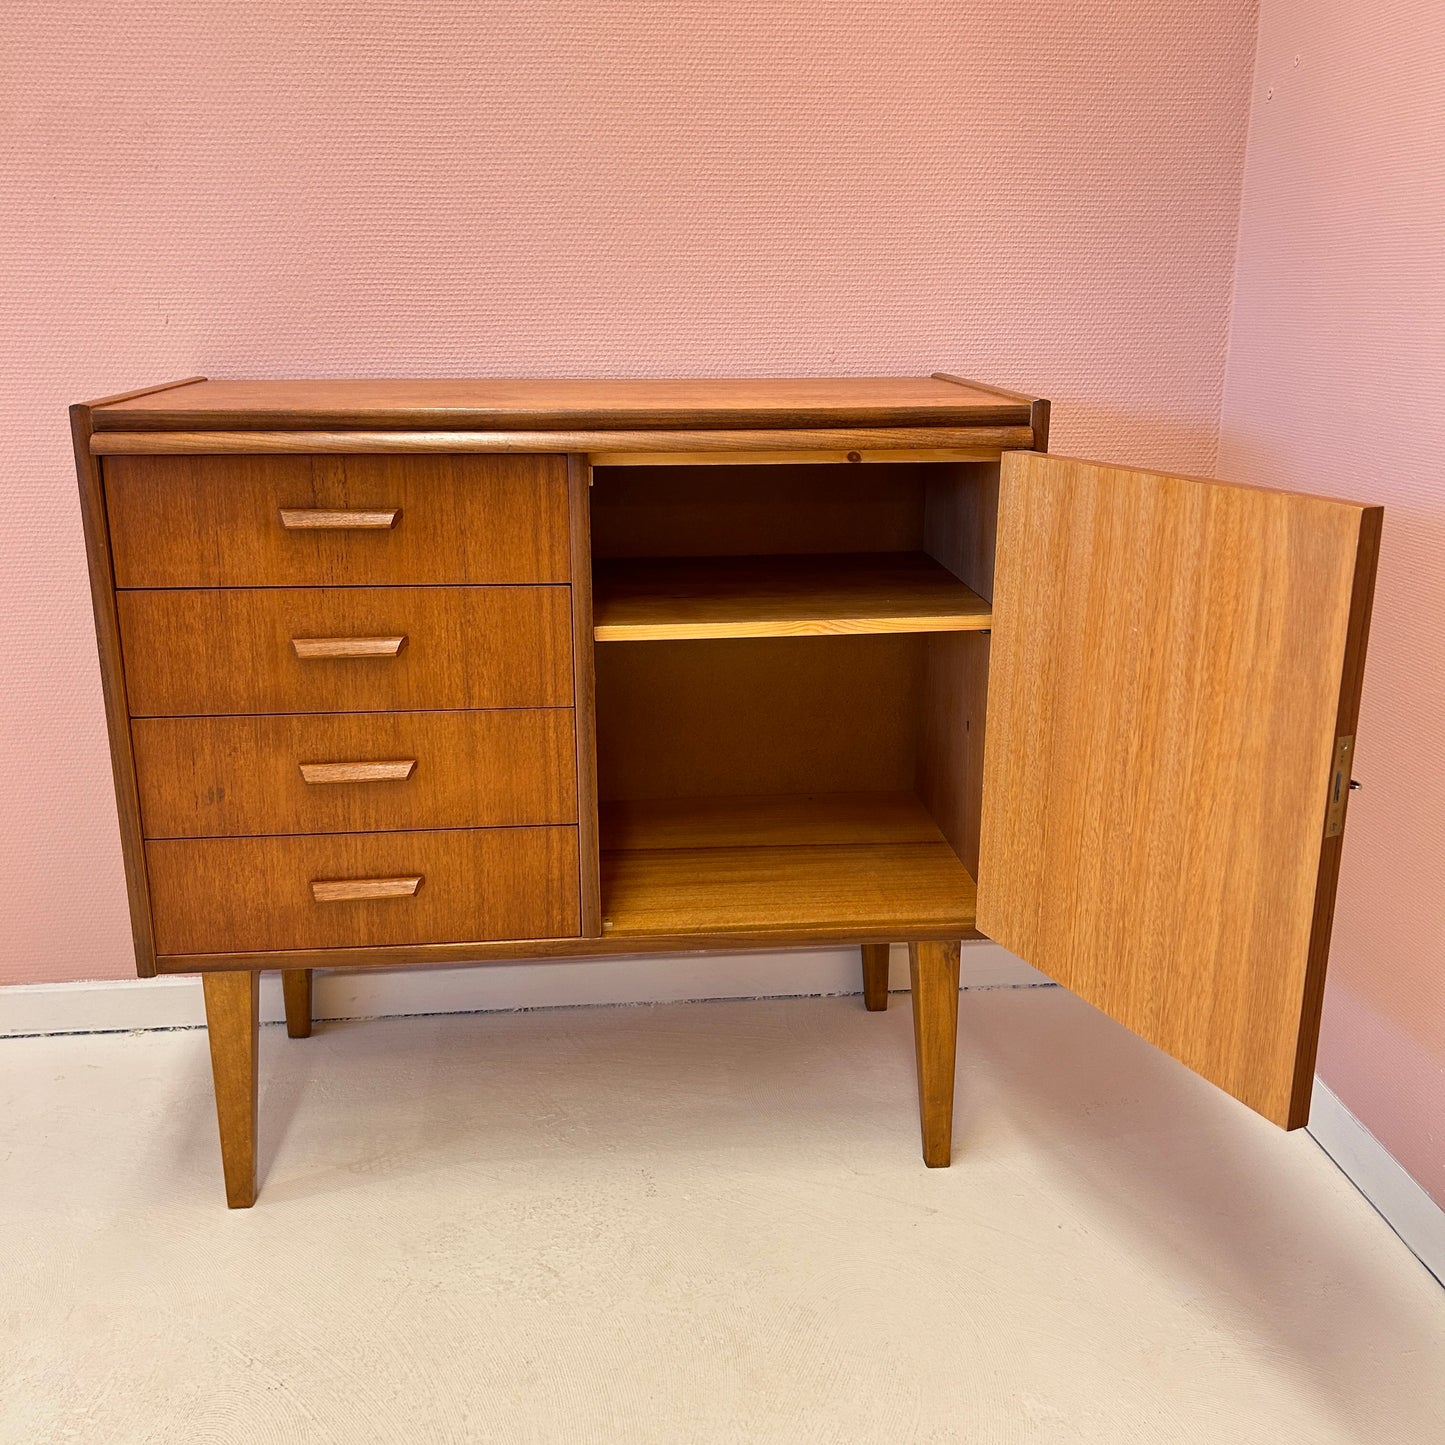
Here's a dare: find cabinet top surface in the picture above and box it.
[89,374,1036,431]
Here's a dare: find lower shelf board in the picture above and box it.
[598,793,977,940]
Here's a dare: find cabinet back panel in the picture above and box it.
[595,635,922,801]
[590,464,929,558]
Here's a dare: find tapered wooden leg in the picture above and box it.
[908,941,961,1168]
[861,944,891,1011]
[202,971,260,1209]
[282,968,314,1039]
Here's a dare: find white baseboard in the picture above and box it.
[0,941,1048,1038]
[1308,1080,1445,1286]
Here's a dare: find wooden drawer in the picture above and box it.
[118,586,572,715]
[133,709,577,839]
[147,827,580,955]
[105,453,570,587]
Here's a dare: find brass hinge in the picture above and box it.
[1324,735,1354,838]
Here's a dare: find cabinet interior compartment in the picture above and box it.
[591,462,996,643]
[589,460,998,939]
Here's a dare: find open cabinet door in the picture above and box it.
[976,452,1381,1128]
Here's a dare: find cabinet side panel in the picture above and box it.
[70,409,156,976]
[918,460,998,872]
[923,460,999,602]
[569,456,602,935]
[917,631,990,878]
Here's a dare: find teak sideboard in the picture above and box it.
[71,375,1381,1207]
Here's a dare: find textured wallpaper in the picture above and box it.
[1220,0,1445,1205]
[0,0,1258,983]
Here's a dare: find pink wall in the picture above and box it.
[1220,1,1445,1203]
[0,0,1259,987]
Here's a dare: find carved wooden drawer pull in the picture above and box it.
[299,759,417,785]
[279,508,400,530]
[310,875,422,903]
[291,635,406,659]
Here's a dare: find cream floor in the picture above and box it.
[2,986,1442,1444]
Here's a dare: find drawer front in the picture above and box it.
[147,827,580,955]
[119,586,572,715]
[133,709,577,839]
[105,453,570,587]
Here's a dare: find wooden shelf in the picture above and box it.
[598,793,976,941]
[592,553,991,642]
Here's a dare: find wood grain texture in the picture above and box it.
[594,635,921,801]
[90,427,1036,456]
[70,406,156,976]
[133,709,576,837]
[591,463,926,560]
[600,842,975,940]
[592,553,991,641]
[118,586,572,715]
[976,452,1382,1128]
[909,940,961,1167]
[147,827,579,954]
[600,793,946,851]
[90,376,1034,431]
[105,453,570,587]
[202,970,260,1208]
[861,944,891,1012]
[567,457,602,937]
[281,968,312,1039]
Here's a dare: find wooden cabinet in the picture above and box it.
[72,375,1380,1206]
